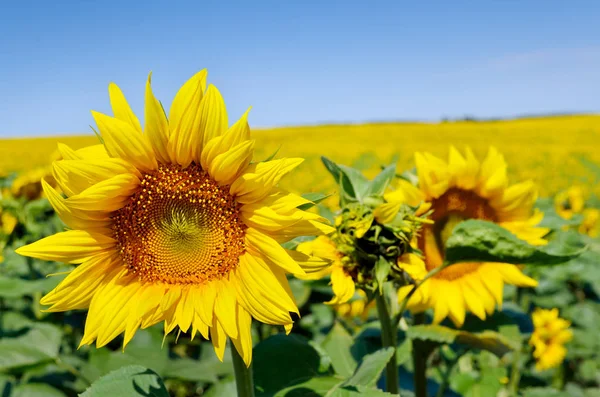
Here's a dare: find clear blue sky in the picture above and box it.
[1,0,599,137]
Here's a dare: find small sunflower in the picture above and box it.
[580,208,599,237]
[10,166,57,201]
[394,147,548,326]
[529,308,572,371]
[554,186,585,220]
[297,235,423,305]
[16,70,334,365]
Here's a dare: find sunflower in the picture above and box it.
[297,235,424,306]
[9,166,57,201]
[529,308,572,371]
[580,208,599,237]
[16,70,334,365]
[554,186,585,220]
[394,147,548,327]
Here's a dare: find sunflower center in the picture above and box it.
[112,163,246,285]
[419,188,498,275]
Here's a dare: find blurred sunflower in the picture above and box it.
[554,186,585,220]
[394,147,548,326]
[9,166,57,200]
[529,308,572,371]
[16,70,334,365]
[580,208,599,237]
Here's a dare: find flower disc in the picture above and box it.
[113,164,246,284]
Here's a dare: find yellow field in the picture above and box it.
[1,114,599,197]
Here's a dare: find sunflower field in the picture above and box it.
[0,71,599,397]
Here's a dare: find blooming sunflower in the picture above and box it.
[394,147,548,326]
[16,70,334,365]
[529,308,572,371]
[9,166,57,201]
[554,186,585,220]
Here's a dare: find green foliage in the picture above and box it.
[406,325,515,358]
[80,365,169,397]
[445,219,585,266]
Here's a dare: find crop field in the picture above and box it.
[0,114,599,397]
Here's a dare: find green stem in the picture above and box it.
[412,313,428,397]
[231,345,255,397]
[508,348,521,396]
[375,292,400,395]
[395,266,444,328]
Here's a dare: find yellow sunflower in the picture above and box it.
[554,186,585,220]
[529,308,572,371]
[580,208,599,237]
[394,147,548,326]
[297,235,423,306]
[16,70,334,365]
[9,166,57,201]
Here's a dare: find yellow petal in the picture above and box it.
[168,70,208,167]
[109,83,142,132]
[214,278,239,339]
[144,72,171,164]
[326,265,355,305]
[230,158,304,204]
[53,158,139,197]
[201,108,251,170]
[16,230,115,264]
[92,111,157,171]
[209,140,254,185]
[66,173,140,212]
[230,305,253,367]
[42,179,111,231]
[245,228,305,275]
[374,202,401,224]
[199,85,229,148]
[41,251,120,311]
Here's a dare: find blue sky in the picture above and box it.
[1,0,599,137]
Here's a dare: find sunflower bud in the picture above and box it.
[320,157,430,294]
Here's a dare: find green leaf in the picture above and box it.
[343,347,395,388]
[522,388,571,397]
[321,156,357,204]
[0,276,62,299]
[406,325,515,357]
[535,197,584,229]
[445,220,585,266]
[263,146,282,162]
[330,385,397,397]
[254,334,324,396]
[364,163,397,198]
[0,323,62,371]
[203,378,237,397]
[81,365,168,397]
[297,192,333,211]
[322,322,357,378]
[289,278,312,308]
[274,377,343,397]
[374,257,391,293]
[12,383,66,397]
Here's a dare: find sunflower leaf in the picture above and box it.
[80,365,168,397]
[363,163,397,199]
[406,325,515,358]
[297,192,333,211]
[374,256,391,293]
[444,220,585,266]
[342,347,395,388]
[322,322,357,378]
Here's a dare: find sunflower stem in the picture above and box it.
[231,345,255,397]
[375,292,400,395]
[412,312,428,397]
